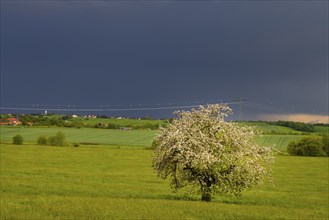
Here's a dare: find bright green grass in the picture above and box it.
[239,122,303,134]
[0,127,305,151]
[256,135,304,151]
[314,126,329,134]
[0,127,155,147]
[71,117,168,127]
[1,144,328,219]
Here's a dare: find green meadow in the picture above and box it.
[0,127,156,147]
[1,123,328,219]
[78,117,168,127]
[239,121,303,134]
[1,144,328,219]
[0,126,306,150]
[314,126,329,134]
[255,135,304,151]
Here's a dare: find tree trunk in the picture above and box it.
[201,192,211,202]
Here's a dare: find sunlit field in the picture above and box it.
[255,135,304,151]
[1,144,328,219]
[0,126,306,150]
[1,0,327,219]
[0,127,156,147]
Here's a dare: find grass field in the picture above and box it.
[0,126,307,151]
[0,127,156,147]
[255,135,304,151]
[239,122,303,134]
[314,126,329,134]
[1,144,328,219]
[76,117,168,127]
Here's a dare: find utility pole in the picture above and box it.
[239,102,242,121]
[237,97,247,121]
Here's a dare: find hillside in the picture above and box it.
[1,115,327,151]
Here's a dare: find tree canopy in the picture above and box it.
[152,104,274,201]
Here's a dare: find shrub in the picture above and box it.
[72,142,80,147]
[107,123,120,129]
[70,121,84,128]
[12,134,23,145]
[287,136,326,157]
[47,136,57,146]
[48,131,65,146]
[287,141,300,155]
[37,135,48,145]
[322,134,329,156]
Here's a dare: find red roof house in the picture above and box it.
[0,117,22,126]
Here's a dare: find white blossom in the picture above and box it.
[152,104,274,201]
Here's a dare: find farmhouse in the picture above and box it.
[0,117,22,126]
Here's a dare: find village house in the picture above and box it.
[0,117,22,126]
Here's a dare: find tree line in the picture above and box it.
[1,114,166,130]
[267,121,315,132]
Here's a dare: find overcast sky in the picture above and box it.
[1,1,328,121]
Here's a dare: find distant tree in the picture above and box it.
[69,121,84,128]
[321,134,329,156]
[37,136,48,145]
[72,142,80,147]
[48,131,66,146]
[153,105,274,202]
[287,142,301,155]
[61,115,71,120]
[12,135,23,145]
[49,118,65,127]
[314,123,329,127]
[270,121,314,132]
[19,115,32,126]
[287,136,326,157]
[141,116,153,120]
[107,123,120,129]
[97,115,108,119]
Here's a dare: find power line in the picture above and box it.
[244,102,294,114]
[1,98,241,108]
[0,101,244,112]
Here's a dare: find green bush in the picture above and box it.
[107,123,120,129]
[72,142,80,147]
[37,135,48,145]
[12,135,23,145]
[47,136,57,146]
[269,121,314,132]
[48,131,65,146]
[287,136,326,157]
[322,134,329,156]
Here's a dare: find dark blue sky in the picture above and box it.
[1,1,328,121]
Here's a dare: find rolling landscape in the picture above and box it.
[1,1,328,219]
[0,115,328,219]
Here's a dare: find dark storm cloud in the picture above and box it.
[1,1,328,119]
